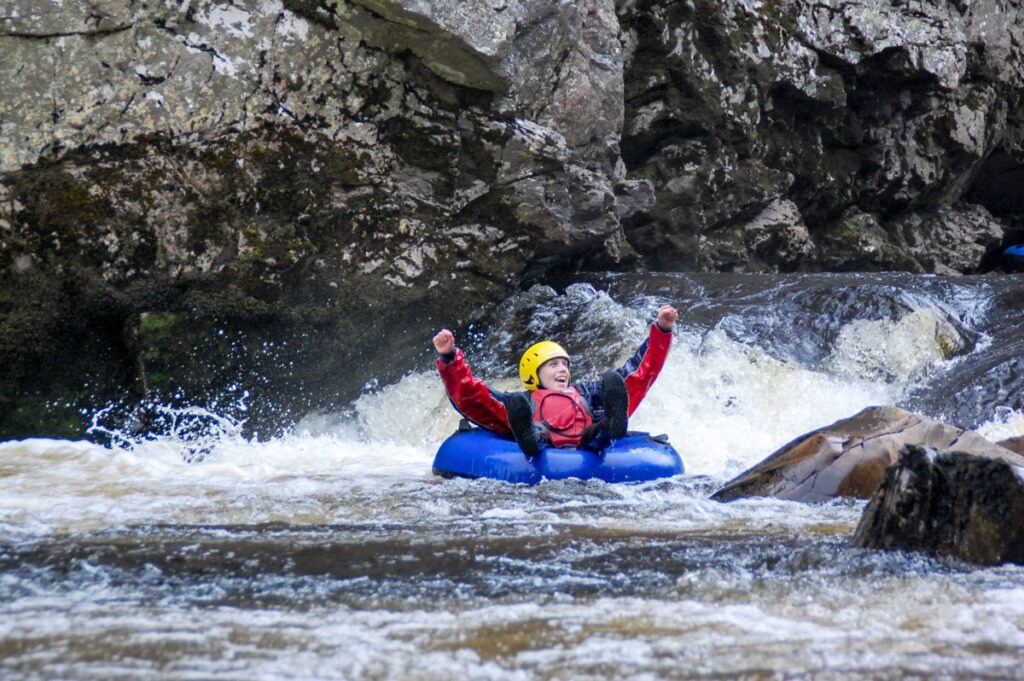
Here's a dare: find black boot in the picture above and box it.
[507,394,542,456]
[602,371,628,439]
[578,420,607,452]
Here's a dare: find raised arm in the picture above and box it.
[657,304,678,331]
[433,328,455,355]
[432,328,513,436]
[586,304,678,416]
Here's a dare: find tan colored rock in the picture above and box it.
[712,406,1016,503]
[997,436,1024,456]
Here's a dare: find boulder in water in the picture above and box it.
[711,406,1013,503]
[998,436,1024,456]
[852,444,1024,565]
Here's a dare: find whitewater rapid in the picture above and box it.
[2,274,1023,680]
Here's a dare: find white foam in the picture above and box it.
[629,327,893,477]
[2,281,972,536]
[977,407,1024,442]
[2,278,1022,680]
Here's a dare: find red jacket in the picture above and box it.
[436,322,673,439]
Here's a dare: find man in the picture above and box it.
[432,304,678,455]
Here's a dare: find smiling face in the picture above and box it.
[537,357,571,391]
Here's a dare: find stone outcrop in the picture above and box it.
[1,0,636,436]
[2,0,1024,437]
[853,444,1024,565]
[617,0,1023,273]
[711,406,1016,503]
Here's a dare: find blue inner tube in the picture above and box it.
[1004,244,1024,257]
[432,428,685,484]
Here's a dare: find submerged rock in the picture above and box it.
[711,406,1013,503]
[853,444,1024,566]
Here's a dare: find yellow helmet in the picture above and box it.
[519,341,570,391]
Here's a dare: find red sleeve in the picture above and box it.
[437,349,512,435]
[624,323,672,416]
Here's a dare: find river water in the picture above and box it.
[2,273,1023,680]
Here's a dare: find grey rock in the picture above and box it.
[853,444,1024,565]
[817,204,1005,272]
[0,0,636,437]
[618,0,1023,273]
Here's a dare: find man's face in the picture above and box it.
[538,357,571,391]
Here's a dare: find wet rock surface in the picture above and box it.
[1,0,629,436]
[2,0,1024,437]
[997,436,1024,456]
[711,406,1015,503]
[853,444,1024,566]
[616,0,1022,273]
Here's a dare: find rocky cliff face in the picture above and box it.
[618,0,1023,272]
[2,0,1022,437]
